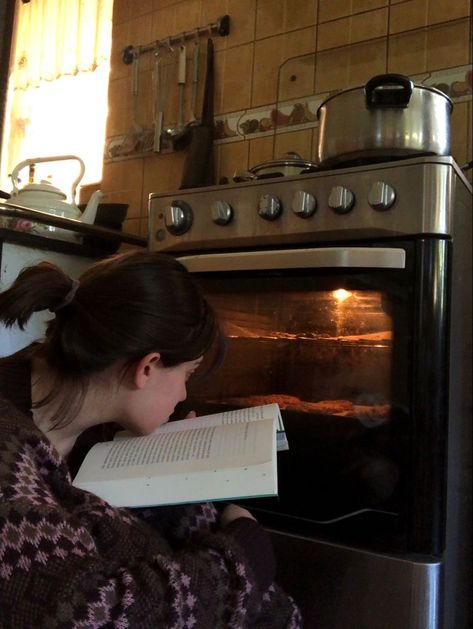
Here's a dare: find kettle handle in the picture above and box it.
[10,155,86,204]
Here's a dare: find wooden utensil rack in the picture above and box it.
[121,14,230,65]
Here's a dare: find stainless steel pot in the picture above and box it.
[316,74,453,167]
[233,152,318,182]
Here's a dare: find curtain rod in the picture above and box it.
[122,14,230,65]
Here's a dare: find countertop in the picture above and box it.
[0,201,147,257]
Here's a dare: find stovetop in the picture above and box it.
[148,156,472,254]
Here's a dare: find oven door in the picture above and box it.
[178,239,450,555]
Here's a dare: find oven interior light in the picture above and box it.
[333,288,352,302]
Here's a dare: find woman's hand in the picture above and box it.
[220,503,256,527]
[184,410,196,419]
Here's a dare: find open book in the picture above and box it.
[73,404,285,508]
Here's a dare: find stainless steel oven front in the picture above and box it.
[149,156,472,629]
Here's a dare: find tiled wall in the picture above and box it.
[84,0,472,238]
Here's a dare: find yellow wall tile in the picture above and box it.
[102,189,142,220]
[109,22,130,82]
[315,47,350,92]
[150,7,177,41]
[428,0,471,25]
[199,0,230,52]
[216,140,250,181]
[317,16,351,50]
[221,43,254,113]
[353,0,387,11]
[282,25,317,58]
[426,19,471,69]
[285,0,318,31]
[252,27,316,107]
[107,77,132,137]
[348,39,388,85]
[350,8,388,44]
[249,135,276,166]
[253,35,284,106]
[278,53,316,102]
[101,159,144,196]
[450,100,469,167]
[112,0,130,25]
[172,0,202,34]
[388,0,428,34]
[225,0,257,48]
[274,128,313,161]
[256,0,285,39]
[318,0,352,23]
[387,29,428,74]
[142,151,188,200]
[153,0,185,10]
[200,0,230,28]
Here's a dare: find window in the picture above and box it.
[0,0,113,197]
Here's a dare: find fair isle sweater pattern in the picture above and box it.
[0,351,302,628]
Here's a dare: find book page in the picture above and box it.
[74,419,275,483]
[115,403,284,438]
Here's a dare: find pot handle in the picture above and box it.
[365,74,413,109]
[233,170,258,182]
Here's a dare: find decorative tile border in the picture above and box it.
[104,64,472,161]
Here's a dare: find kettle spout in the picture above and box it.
[80,190,105,224]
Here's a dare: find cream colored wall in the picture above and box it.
[83,0,472,239]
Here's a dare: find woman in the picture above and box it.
[0,251,302,628]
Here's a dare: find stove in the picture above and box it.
[148,155,472,629]
[148,155,467,254]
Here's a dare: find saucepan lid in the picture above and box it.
[233,152,319,182]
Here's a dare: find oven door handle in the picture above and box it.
[177,247,406,272]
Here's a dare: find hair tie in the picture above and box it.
[53,279,80,312]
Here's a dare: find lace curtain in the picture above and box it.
[0,0,113,195]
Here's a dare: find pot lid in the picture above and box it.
[250,152,318,172]
[16,180,67,198]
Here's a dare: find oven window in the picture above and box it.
[187,268,412,549]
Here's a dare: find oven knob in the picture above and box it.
[258,194,282,220]
[328,186,355,214]
[164,200,193,235]
[292,191,317,218]
[368,181,396,211]
[211,200,233,225]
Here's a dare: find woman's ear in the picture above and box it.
[133,352,161,389]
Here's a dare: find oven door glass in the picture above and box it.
[181,242,448,554]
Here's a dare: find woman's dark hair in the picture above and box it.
[0,251,223,426]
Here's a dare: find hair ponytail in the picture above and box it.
[1,251,223,428]
[0,262,74,329]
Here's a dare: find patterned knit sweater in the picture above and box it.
[0,349,302,628]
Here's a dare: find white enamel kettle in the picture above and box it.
[8,155,104,226]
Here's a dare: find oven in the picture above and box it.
[149,155,472,629]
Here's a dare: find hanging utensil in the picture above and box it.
[177,45,187,130]
[179,38,215,188]
[153,45,163,153]
[163,45,187,146]
[173,39,201,151]
[190,39,199,122]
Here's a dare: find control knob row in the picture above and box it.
[162,181,396,234]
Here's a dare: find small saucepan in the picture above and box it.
[233,152,319,182]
